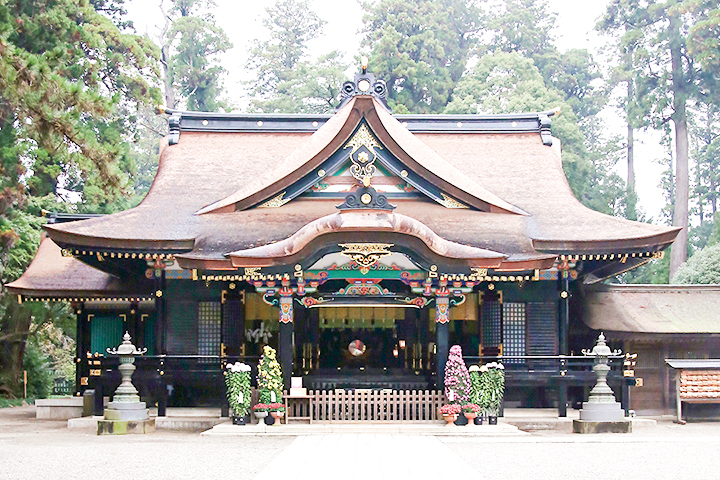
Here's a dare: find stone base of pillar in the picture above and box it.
[103,401,150,421]
[97,418,155,435]
[572,419,632,434]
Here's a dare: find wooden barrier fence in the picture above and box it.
[284,389,447,422]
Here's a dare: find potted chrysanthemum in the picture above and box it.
[268,402,286,425]
[225,362,252,425]
[469,365,484,425]
[461,403,481,423]
[444,345,471,425]
[257,346,283,425]
[478,362,505,424]
[439,403,462,425]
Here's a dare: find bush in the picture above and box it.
[673,243,720,284]
[22,340,53,399]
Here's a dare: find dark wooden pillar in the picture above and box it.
[278,294,294,389]
[557,269,570,417]
[127,303,139,344]
[435,295,450,389]
[558,273,570,356]
[418,307,430,371]
[75,303,88,396]
[154,270,167,417]
[308,308,320,371]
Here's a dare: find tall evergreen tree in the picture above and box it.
[245,0,348,113]
[0,0,159,397]
[599,0,713,279]
[361,0,482,113]
[475,0,619,215]
[159,0,232,111]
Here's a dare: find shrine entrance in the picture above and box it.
[302,304,433,390]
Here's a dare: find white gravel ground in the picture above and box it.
[3,405,720,480]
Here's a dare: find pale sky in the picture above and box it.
[125,0,667,221]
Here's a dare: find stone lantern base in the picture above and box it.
[573,397,632,433]
[98,401,153,435]
[573,419,632,434]
[98,418,155,435]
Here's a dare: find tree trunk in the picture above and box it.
[161,43,176,110]
[0,299,33,397]
[626,82,637,221]
[669,12,689,281]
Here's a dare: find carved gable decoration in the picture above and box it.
[254,121,470,211]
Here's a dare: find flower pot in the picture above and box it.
[264,414,275,426]
[254,411,268,419]
[454,411,469,426]
[488,415,498,425]
[232,415,248,425]
[270,411,284,425]
[473,416,483,425]
[464,412,477,422]
[443,414,457,426]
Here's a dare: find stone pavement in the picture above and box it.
[252,434,480,480]
[2,404,720,480]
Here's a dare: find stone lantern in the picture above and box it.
[573,333,632,433]
[97,332,154,435]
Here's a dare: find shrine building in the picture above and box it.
[6,69,680,416]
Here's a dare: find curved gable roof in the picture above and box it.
[196,96,526,216]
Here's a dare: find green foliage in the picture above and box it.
[21,338,53,399]
[34,322,76,381]
[673,243,720,284]
[472,363,505,414]
[257,346,283,404]
[0,0,161,207]
[0,0,156,398]
[0,397,34,408]
[617,256,671,284]
[361,0,481,113]
[163,0,233,111]
[246,0,348,113]
[224,362,251,417]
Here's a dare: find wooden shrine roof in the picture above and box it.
[581,284,720,334]
[5,235,125,297]
[44,96,676,258]
[8,92,680,294]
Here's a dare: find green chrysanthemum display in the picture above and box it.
[257,345,283,404]
[225,362,252,417]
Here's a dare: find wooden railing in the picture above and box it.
[286,389,447,422]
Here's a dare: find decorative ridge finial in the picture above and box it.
[335,57,390,112]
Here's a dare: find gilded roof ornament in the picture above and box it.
[437,193,469,209]
[258,191,290,208]
[339,243,394,275]
[344,124,382,187]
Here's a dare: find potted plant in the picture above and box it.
[462,403,481,423]
[252,403,270,420]
[257,346,283,404]
[444,345,471,425]
[469,365,483,424]
[225,362,252,425]
[439,403,461,425]
[268,402,286,425]
[478,362,505,424]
